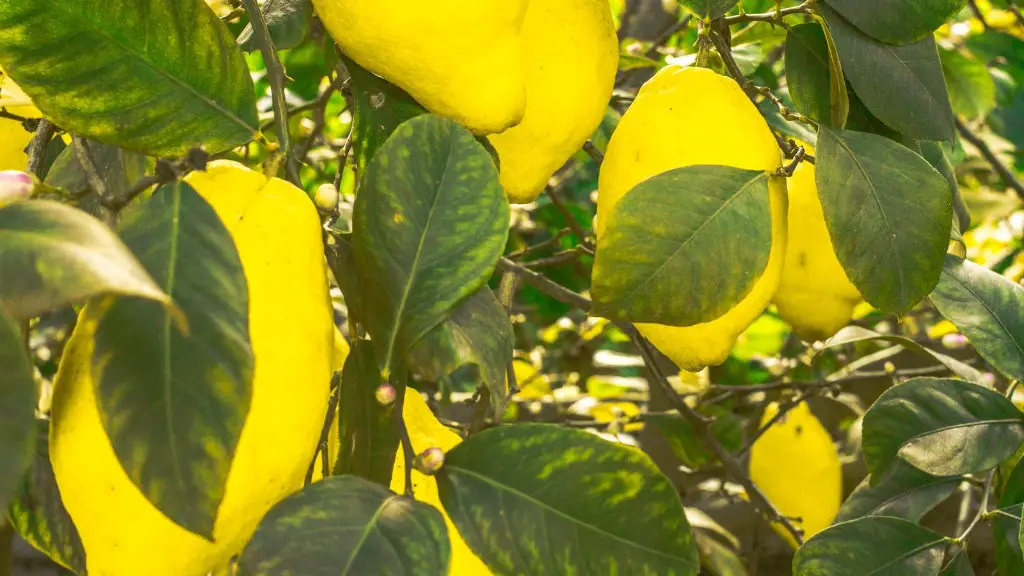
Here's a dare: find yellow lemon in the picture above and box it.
[314,0,529,135]
[749,401,842,547]
[392,393,492,576]
[773,146,861,341]
[0,73,40,171]
[50,160,334,576]
[488,0,619,203]
[596,65,788,371]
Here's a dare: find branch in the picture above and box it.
[241,0,299,185]
[304,371,342,485]
[25,119,56,177]
[395,388,416,497]
[496,257,593,311]
[955,116,1024,202]
[723,2,810,25]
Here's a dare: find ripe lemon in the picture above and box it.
[488,0,619,203]
[596,65,788,371]
[392,393,492,575]
[314,0,529,135]
[0,73,39,171]
[773,146,861,341]
[748,401,842,547]
[50,160,334,576]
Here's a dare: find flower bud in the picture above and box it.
[375,384,396,406]
[0,170,38,206]
[413,447,445,475]
[941,333,969,349]
[314,183,340,214]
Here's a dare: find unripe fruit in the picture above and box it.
[314,183,339,214]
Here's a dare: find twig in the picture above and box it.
[955,470,995,542]
[25,119,55,177]
[955,116,1024,202]
[582,141,604,165]
[723,2,810,25]
[241,0,299,185]
[0,109,27,123]
[496,257,592,311]
[967,0,991,29]
[71,137,110,203]
[304,371,342,485]
[394,387,416,497]
[523,247,589,269]
[544,187,589,242]
[778,145,806,177]
[507,228,571,260]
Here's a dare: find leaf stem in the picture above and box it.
[25,119,56,177]
[394,386,415,497]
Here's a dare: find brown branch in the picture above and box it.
[496,257,593,311]
[955,116,1024,202]
[25,119,56,177]
[723,2,810,25]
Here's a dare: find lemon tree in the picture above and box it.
[1,0,1024,574]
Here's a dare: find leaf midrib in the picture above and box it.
[340,495,399,576]
[942,266,1024,366]
[446,465,699,568]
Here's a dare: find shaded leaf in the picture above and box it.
[862,378,1024,481]
[353,115,509,374]
[335,339,403,485]
[993,456,1024,575]
[821,4,954,140]
[0,0,258,156]
[238,0,312,52]
[0,200,170,321]
[825,326,986,385]
[437,424,700,575]
[593,166,773,326]
[794,516,946,575]
[406,288,512,411]
[91,182,253,539]
[786,22,848,127]
[940,548,975,576]
[821,0,966,44]
[326,233,366,326]
[7,421,86,574]
[834,460,959,523]
[940,47,997,120]
[815,126,951,314]
[45,139,153,217]
[931,255,1024,381]
[239,475,450,576]
[920,141,970,232]
[0,303,34,515]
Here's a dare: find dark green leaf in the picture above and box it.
[939,548,974,576]
[786,23,848,127]
[677,0,739,19]
[437,424,700,575]
[239,475,450,576]
[940,48,997,120]
[326,233,366,326]
[7,421,86,574]
[0,304,34,515]
[91,182,254,539]
[335,340,403,484]
[343,55,427,173]
[815,126,951,314]
[993,455,1024,575]
[238,0,312,52]
[821,0,966,44]
[0,0,258,156]
[793,516,946,575]
[353,115,510,374]
[0,200,171,321]
[644,411,742,469]
[593,166,773,326]
[406,288,512,411]
[931,255,1024,381]
[44,139,153,217]
[824,326,986,385]
[920,141,971,232]
[862,378,1024,481]
[834,460,959,523]
[696,532,747,576]
[821,4,955,140]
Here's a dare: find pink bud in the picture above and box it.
[0,170,38,205]
[414,447,445,475]
[375,384,396,406]
[941,333,969,349]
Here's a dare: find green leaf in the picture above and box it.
[824,326,986,385]
[834,460,959,523]
[920,141,971,233]
[815,126,951,314]
[993,455,1024,575]
[7,421,87,574]
[406,288,512,411]
[931,255,1024,381]
[793,516,947,575]
[676,0,740,19]
[786,23,848,127]
[695,532,747,576]
[940,47,997,120]
[862,378,1024,481]
[0,200,171,321]
[343,55,427,173]
[0,303,34,515]
[238,475,450,576]
[437,424,700,575]
[44,139,153,217]
[966,31,1024,88]
[592,166,773,326]
[91,182,254,539]
[0,0,258,156]
[643,411,742,470]
[238,0,312,52]
[353,115,510,374]
[326,233,366,326]
[820,4,955,141]
[335,339,403,485]
[939,548,975,576]
[820,0,967,44]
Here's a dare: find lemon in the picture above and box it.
[314,0,529,135]
[0,73,39,171]
[773,146,861,341]
[487,0,618,203]
[596,66,788,371]
[50,160,334,576]
[392,392,492,575]
[748,401,842,547]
